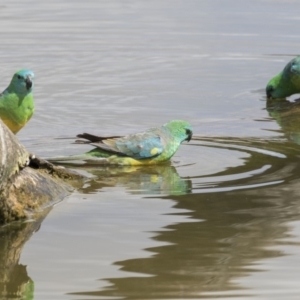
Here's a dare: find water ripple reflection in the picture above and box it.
[187,136,294,193]
[8,123,300,300]
[66,135,300,300]
[53,133,299,197]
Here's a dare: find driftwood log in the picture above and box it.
[0,120,84,224]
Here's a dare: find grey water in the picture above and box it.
[1,0,300,299]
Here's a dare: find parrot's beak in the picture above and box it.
[185,129,193,142]
[266,84,274,99]
[25,76,33,90]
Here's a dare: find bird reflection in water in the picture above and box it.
[77,164,192,196]
[0,209,50,300]
[266,97,300,145]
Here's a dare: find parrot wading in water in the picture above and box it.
[266,56,300,99]
[0,69,34,134]
[49,120,193,166]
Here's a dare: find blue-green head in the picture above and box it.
[8,69,34,95]
[266,56,300,99]
[163,120,193,143]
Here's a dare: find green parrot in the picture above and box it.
[49,120,193,166]
[266,56,300,99]
[0,69,34,134]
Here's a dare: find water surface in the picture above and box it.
[1,0,300,299]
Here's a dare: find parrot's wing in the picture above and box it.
[78,131,164,159]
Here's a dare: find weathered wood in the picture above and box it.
[0,120,84,224]
[0,119,28,191]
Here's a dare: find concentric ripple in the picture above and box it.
[173,135,299,194]
[33,134,299,197]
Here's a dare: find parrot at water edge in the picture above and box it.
[266,56,300,99]
[0,69,34,134]
[48,120,193,166]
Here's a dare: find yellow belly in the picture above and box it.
[108,156,167,166]
[0,117,25,134]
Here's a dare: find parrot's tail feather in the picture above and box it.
[76,133,122,143]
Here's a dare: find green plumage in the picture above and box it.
[48,120,193,166]
[266,56,300,99]
[0,69,34,134]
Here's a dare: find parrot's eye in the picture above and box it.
[185,129,192,135]
[17,75,22,79]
